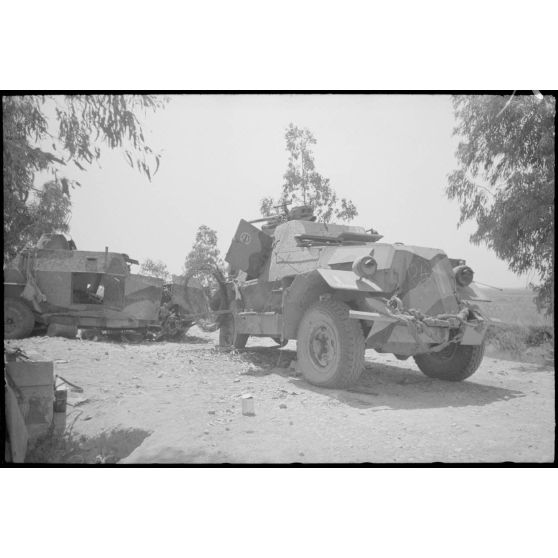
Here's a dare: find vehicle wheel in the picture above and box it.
[121,330,146,344]
[80,328,101,341]
[219,301,248,349]
[47,323,78,338]
[297,298,365,388]
[413,341,485,381]
[4,298,35,339]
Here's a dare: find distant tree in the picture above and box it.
[3,94,167,261]
[3,179,72,251]
[260,123,358,223]
[447,93,555,315]
[140,258,171,281]
[184,225,224,273]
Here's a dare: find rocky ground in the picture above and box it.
[6,327,555,464]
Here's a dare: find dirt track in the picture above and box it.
[7,327,555,463]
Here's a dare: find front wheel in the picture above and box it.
[297,298,365,388]
[413,341,485,381]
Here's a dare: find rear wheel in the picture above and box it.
[4,298,35,339]
[297,298,365,388]
[219,301,248,349]
[413,341,485,381]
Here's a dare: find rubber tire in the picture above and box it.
[4,298,35,339]
[219,301,248,349]
[121,330,146,344]
[413,341,485,381]
[297,298,365,389]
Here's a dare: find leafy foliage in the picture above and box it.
[3,95,167,261]
[447,94,555,315]
[140,258,171,281]
[184,225,224,273]
[261,123,358,223]
[3,179,72,255]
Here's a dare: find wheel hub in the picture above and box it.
[5,314,16,333]
[436,343,458,360]
[309,324,337,368]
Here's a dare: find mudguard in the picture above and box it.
[316,268,385,293]
[457,282,491,302]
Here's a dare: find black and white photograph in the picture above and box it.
[1,3,557,558]
[3,92,555,464]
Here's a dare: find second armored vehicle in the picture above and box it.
[4,234,200,341]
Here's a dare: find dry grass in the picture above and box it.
[474,288,553,362]
[475,287,552,327]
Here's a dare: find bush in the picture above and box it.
[485,323,554,356]
[525,326,554,346]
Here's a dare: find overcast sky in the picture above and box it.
[60,94,529,288]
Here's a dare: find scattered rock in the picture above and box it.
[279,404,287,409]
[68,396,89,407]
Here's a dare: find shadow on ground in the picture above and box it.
[236,346,526,412]
[26,427,151,464]
[177,334,210,345]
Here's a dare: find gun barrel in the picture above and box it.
[248,215,281,224]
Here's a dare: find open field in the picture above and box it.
[475,287,552,327]
[473,287,553,363]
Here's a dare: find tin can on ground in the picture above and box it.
[53,388,68,434]
[241,394,255,416]
[53,388,67,413]
[52,411,67,434]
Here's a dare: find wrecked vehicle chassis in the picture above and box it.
[3,235,198,340]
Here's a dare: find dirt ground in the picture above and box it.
[6,327,555,464]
